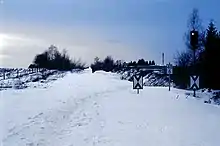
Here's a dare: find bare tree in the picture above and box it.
[184,8,205,54]
[175,8,205,66]
[94,56,100,64]
[174,50,192,67]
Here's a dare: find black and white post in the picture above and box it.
[169,73,171,91]
[167,63,173,91]
[190,75,199,97]
[133,74,143,94]
[190,30,199,97]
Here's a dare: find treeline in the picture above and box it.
[29,46,157,73]
[127,59,156,66]
[91,56,124,73]
[90,57,156,73]
[29,45,86,71]
[174,9,220,89]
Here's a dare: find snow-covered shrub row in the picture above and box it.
[0,68,40,80]
[13,79,27,89]
[0,68,67,90]
[211,91,220,105]
[192,89,220,105]
[118,69,170,87]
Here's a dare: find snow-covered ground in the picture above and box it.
[0,69,67,90]
[1,68,220,146]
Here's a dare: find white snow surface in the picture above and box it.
[1,68,220,146]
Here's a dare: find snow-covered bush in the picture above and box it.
[212,92,220,104]
[13,79,27,89]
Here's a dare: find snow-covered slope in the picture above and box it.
[119,69,170,87]
[1,68,220,146]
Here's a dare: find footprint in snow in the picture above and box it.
[26,143,34,146]
[159,126,168,133]
[118,121,124,124]
[32,112,43,119]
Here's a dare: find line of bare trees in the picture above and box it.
[174,8,220,89]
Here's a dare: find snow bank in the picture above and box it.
[119,69,170,87]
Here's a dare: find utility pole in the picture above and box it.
[169,73,171,91]
[167,62,173,91]
[190,30,198,97]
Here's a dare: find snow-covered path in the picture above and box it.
[1,69,220,146]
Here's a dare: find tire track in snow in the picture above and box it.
[3,84,130,146]
[3,95,93,146]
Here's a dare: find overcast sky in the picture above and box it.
[0,0,220,68]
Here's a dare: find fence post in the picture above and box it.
[17,69,19,78]
[3,71,5,80]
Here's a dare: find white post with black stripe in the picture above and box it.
[190,75,199,97]
[166,63,173,91]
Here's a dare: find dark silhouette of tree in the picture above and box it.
[145,61,149,65]
[103,56,114,72]
[115,60,123,67]
[137,59,145,65]
[91,57,102,72]
[28,63,38,68]
[127,61,132,66]
[32,45,85,71]
[91,56,115,72]
[115,60,123,68]
[34,51,49,68]
[185,8,205,54]
[174,50,192,67]
[202,21,220,89]
[152,60,156,65]
[133,61,137,66]
[114,60,124,71]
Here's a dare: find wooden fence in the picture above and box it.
[0,68,47,80]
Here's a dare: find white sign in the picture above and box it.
[190,75,199,90]
[166,63,173,74]
[167,67,173,74]
[133,75,143,89]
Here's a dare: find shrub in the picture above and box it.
[31,45,85,71]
